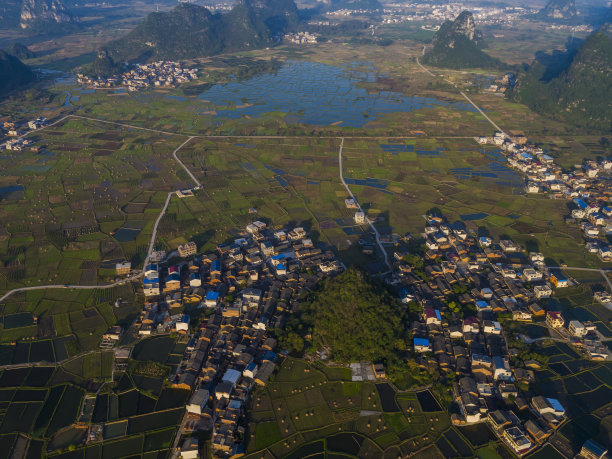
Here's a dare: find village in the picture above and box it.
[478,132,612,262]
[106,221,342,457]
[387,209,612,456]
[0,117,47,151]
[76,61,198,92]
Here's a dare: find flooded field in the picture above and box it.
[199,61,477,127]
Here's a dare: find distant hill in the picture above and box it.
[537,0,577,22]
[19,0,76,30]
[511,24,612,132]
[0,50,36,96]
[7,43,36,60]
[96,0,300,67]
[422,11,503,69]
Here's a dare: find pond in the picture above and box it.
[199,60,478,127]
[416,390,442,412]
[376,383,400,412]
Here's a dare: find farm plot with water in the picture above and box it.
[198,61,479,127]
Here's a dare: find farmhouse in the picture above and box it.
[546,311,564,329]
[178,241,197,258]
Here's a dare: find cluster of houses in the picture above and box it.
[392,213,609,455]
[0,118,47,151]
[284,31,318,44]
[76,61,198,92]
[545,310,609,360]
[131,222,341,456]
[477,131,612,261]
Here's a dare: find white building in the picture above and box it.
[180,437,199,459]
[187,389,209,415]
[354,212,366,224]
[568,320,587,337]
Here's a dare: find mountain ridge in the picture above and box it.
[0,49,36,96]
[422,11,503,69]
[511,23,612,132]
[537,0,578,22]
[19,0,76,30]
[95,0,300,68]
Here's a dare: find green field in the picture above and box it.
[245,358,472,458]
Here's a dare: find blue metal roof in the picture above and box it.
[206,291,219,300]
[574,198,588,209]
[413,338,430,347]
[546,398,565,412]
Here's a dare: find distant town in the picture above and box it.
[76,61,198,92]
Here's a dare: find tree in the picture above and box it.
[306,268,407,363]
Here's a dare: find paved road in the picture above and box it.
[143,191,176,273]
[172,136,200,187]
[337,138,392,272]
[415,56,506,136]
[0,120,196,303]
[0,274,143,303]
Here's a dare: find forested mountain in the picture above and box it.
[96,0,300,66]
[0,50,36,96]
[511,23,612,132]
[422,11,502,69]
[537,0,577,21]
[7,43,36,60]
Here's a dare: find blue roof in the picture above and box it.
[206,291,219,300]
[574,198,588,209]
[546,398,564,412]
[276,264,286,271]
[583,440,607,456]
[263,350,277,362]
[143,278,159,284]
[476,300,489,309]
[521,152,533,160]
[211,259,221,271]
[413,338,430,347]
[180,314,190,322]
[435,310,442,321]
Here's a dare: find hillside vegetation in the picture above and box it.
[511,23,612,132]
[0,50,36,96]
[422,11,503,69]
[97,0,300,65]
[290,268,408,363]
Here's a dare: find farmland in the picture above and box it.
[244,357,519,458]
[0,116,190,293]
[0,331,188,457]
[0,285,139,357]
[0,21,610,458]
